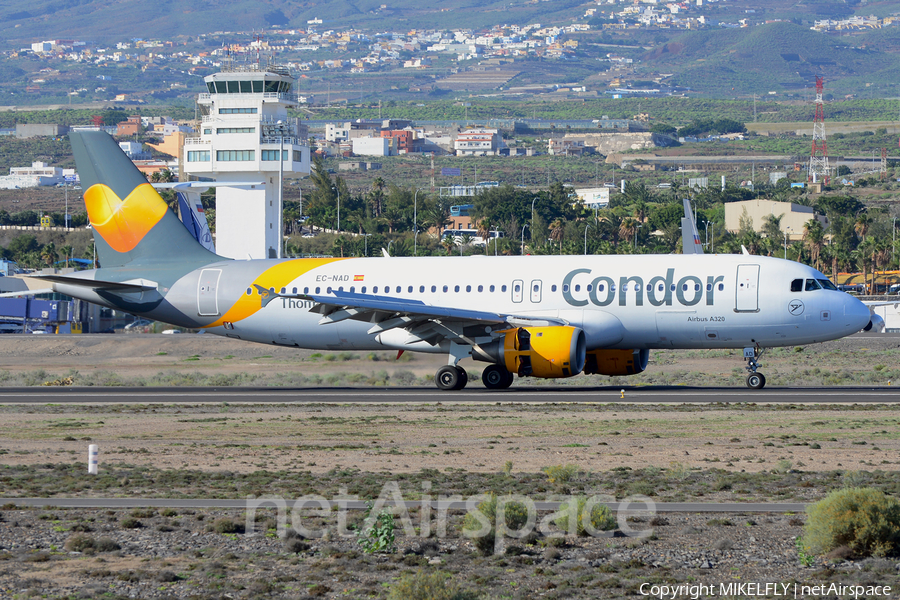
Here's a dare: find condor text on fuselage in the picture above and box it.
[562,268,724,308]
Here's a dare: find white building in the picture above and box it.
[454,128,504,156]
[0,161,65,189]
[352,138,390,156]
[182,64,311,259]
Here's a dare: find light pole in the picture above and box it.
[521,224,528,255]
[704,220,711,247]
[634,224,642,251]
[387,240,393,256]
[275,120,286,258]
[783,229,788,260]
[364,233,371,257]
[414,188,424,256]
[584,223,591,255]
[531,197,539,242]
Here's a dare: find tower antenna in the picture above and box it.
[808,75,830,184]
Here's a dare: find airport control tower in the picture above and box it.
[182,63,310,259]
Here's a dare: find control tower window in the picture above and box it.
[206,82,215,94]
[252,81,264,93]
[240,81,252,93]
[265,80,279,93]
[214,81,227,93]
[227,81,240,93]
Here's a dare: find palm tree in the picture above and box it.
[549,218,566,255]
[40,242,58,267]
[441,234,457,256]
[619,217,639,249]
[803,219,825,271]
[476,218,492,255]
[458,233,474,256]
[59,245,73,269]
[855,213,872,243]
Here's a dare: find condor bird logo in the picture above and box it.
[788,299,805,316]
[84,183,168,253]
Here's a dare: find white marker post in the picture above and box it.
[88,444,98,475]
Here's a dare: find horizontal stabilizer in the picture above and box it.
[30,274,158,293]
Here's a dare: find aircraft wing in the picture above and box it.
[254,285,565,343]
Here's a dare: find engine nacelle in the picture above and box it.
[473,326,586,378]
[583,349,649,376]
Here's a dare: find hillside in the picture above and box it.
[644,22,900,97]
[0,0,589,44]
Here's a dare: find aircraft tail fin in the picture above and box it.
[681,198,704,255]
[69,130,220,269]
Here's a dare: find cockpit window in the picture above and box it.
[805,278,821,291]
[818,279,837,291]
[791,279,803,292]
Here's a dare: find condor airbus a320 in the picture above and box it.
[34,131,878,390]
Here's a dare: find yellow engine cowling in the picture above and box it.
[583,349,650,376]
[475,326,586,379]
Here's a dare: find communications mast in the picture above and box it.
[808,76,830,184]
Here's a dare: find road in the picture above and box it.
[2,497,807,513]
[0,386,897,403]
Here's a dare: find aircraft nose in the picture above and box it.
[843,295,872,332]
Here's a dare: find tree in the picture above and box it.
[803,219,825,271]
[441,235,457,256]
[59,245,73,269]
[476,218,492,255]
[40,242,58,267]
[549,218,566,255]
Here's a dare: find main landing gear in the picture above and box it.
[744,346,767,390]
[481,364,514,390]
[433,364,514,390]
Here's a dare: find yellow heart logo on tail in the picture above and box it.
[84,183,168,253]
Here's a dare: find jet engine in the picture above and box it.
[473,326,586,378]
[583,349,650,376]
[864,313,886,333]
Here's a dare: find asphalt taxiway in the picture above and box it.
[0,386,896,403]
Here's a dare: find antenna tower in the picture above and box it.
[808,75,830,184]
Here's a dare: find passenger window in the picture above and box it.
[408,286,413,293]
[706,283,711,291]
[292,287,297,294]
[350,287,355,293]
[646,284,652,292]
[562,284,569,293]
[502,285,507,292]
[805,279,821,291]
[598,284,605,292]
[490,285,495,292]
[419,285,425,293]
[280,287,286,294]
[361,286,366,293]
[659,283,664,292]
[304,287,309,294]
[694,284,700,292]
[339,286,344,292]
[478,285,483,292]
[574,284,580,292]
[315,287,320,294]
[514,283,521,292]
[791,279,803,292]
[431,285,436,292]
[682,284,688,291]
[717,283,724,291]
[246,288,252,295]
[551,285,557,292]
[327,287,332,293]
[385,287,391,295]
[466,285,471,292]
[373,286,378,293]
[454,285,460,292]
[611,284,616,292]
[443,285,448,292]
[587,284,593,292]
[670,284,675,291]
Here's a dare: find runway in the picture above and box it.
[0,386,897,403]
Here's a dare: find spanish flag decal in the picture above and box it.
[354,275,365,281]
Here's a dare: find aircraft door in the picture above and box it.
[530,280,542,303]
[735,264,760,312]
[198,269,222,316]
[512,279,524,303]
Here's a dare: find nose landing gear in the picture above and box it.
[744,346,767,389]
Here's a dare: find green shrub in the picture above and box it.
[64,533,96,552]
[554,497,616,536]
[802,488,900,558]
[119,517,142,529]
[212,518,245,534]
[94,537,121,552]
[356,502,396,554]
[462,493,532,555]
[541,464,581,484]
[387,570,478,600]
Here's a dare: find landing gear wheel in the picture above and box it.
[482,365,513,390]
[435,365,468,390]
[435,365,460,390]
[454,366,468,390]
[746,373,766,390]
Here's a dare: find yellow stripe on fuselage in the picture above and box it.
[205,257,348,328]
